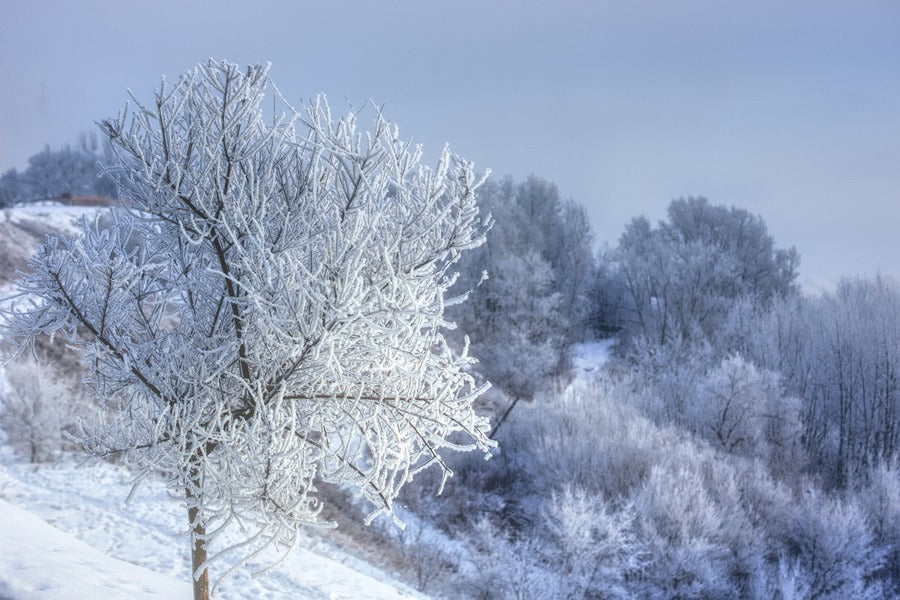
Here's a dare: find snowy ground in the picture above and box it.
[571,339,616,373]
[0,497,188,600]
[2,201,104,233]
[0,452,426,599]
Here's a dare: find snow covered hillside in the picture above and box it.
[0,494,188,600]
[0,453,425,599]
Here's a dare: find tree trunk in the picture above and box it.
[186,476,210,600]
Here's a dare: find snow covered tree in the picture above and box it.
[735,277,900,486]
[664,197,799,303]
[610,197,799,348]
[448,175,595,437]
[468,517,558,600]
[687,354,802,464]
[0,168,19,207]
[541,485,646,599]
[786,491,884,599]
[632,465,741,598]
[858,460,900,594]
[0,360,79,462]
[4,60,494,600]
[449,177,566,398]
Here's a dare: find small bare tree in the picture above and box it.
[4,60,493,599]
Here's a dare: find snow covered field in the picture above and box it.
[2,201,104,233]
[0,496,188,600]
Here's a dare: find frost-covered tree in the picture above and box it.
[0,360,79,462]
[664,197,799,302]
[858,461,900,594]
[4,60,494,600]
[687,355,802,464]
[448,176,595,437]
[450,177,565,398]
[0,168,19,207]
[541,486,646,599]
[512,177,596,341]
[610,197,798,348]
[786,491,884,599]
[773,556,813,600]
[470,249,562,398]
[632,465,743,599]
[468,517,558,600]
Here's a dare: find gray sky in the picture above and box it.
[2,0,898,291]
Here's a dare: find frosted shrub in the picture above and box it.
[467,517,558,600]
[471,250,563,398]
[0,360,80,462]
[858,461,900,593]
[394,518,459,593]
[631,465,740,599]
[448,175,597,401]
[786,491,884,599]
[773,556,812,600]
[504,374,665,499]
[626,338,713,423]
[688,355,803,469]
[689,355,775,453]
[501,372,778,597]
[541,485,645,599]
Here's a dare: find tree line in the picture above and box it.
[0,133,116,206]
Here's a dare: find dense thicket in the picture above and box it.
[448,176,595,398]
[392,195,899,598]
[729,277,900,487]
[399,373,898,599]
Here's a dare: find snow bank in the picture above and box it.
[0,459,424,599]
[0,498,189,600]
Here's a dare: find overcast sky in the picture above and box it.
[2,1,898,290]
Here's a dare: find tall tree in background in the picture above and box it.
[612,197,799,347]
[0,167,18,207]
[665,197,798,302]
[5,60,493,600]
